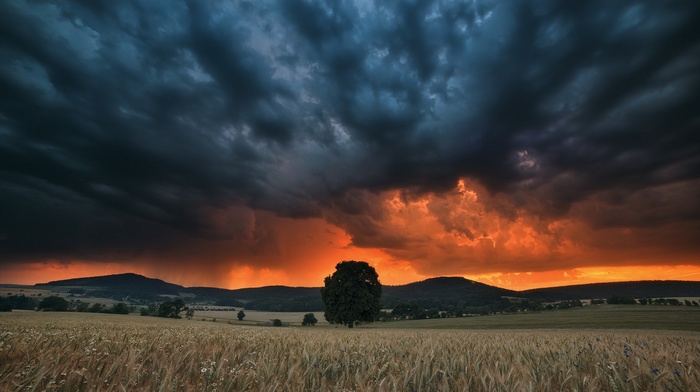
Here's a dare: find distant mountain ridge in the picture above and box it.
[35,273,700,311]
[38,272,184,294]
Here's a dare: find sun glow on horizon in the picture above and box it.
[3,261,700,292]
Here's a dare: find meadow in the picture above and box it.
[370,305,700,331]
[2,310,699,391]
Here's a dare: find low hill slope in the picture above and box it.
[33,273,700,311]
[36,272,184,295]
[521,280,700,300]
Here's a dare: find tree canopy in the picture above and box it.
[37,296,69,311]
[321,260,382,328]
[302,312,318,326]
[157,299,186,318]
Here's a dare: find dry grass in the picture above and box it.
[1,311,699,391]
[194,310,328,325]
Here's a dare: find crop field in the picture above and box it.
[370,305,700,331]
[2,311,699,391]
[193,310,329,326]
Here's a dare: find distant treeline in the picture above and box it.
[0,295,38,311]
[0,295,133,314]
[2,293,698,315]
[242,296,325,312]
[379,296,700,321]
[381,299,586,321]
[599,296,699,306]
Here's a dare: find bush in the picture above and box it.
[272,319,283,327]
[1,295,38,310]
[302,313,318,326]
[0,301,12,312]
[607,296,637,305]
[157,299,186,318]
[110,303,130,314]
[37,296,69,311]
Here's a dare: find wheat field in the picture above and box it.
[1,311,699,391]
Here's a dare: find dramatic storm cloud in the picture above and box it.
[1,0,699,288]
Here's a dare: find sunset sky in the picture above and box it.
[1,1,699,291]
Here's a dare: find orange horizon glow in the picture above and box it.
[3,179,699,292]
[3,260,700,292]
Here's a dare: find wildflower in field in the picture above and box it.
[673,370,681,376]
[650,368,659,375]
[201,368,207,373]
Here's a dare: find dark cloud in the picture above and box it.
[1,0,699,276]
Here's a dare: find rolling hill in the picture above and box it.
[34,273,700,311]
[37,272,184,294]
[521,280,700,300]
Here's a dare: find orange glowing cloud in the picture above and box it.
[324,177,700,287]
[3,177,699,291]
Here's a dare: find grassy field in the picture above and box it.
[192,310,329,325]
[370,305,700,331]
[2,310,699,391]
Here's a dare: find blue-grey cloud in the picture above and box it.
[1,0,699,267]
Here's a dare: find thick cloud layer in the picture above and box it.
[1,0,699,285]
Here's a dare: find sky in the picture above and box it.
[1,0,700,290]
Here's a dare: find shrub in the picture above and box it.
[302,313,318,326]
[37,296,69,311]
[0,301,12,312]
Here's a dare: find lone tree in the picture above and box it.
[237,310,246,321]
[321,260,382,328]
[302,312,318,326]
[157,298,187,318]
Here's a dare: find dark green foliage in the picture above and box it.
[302,313,317,326]
[86,289,162,302]
[1,295,38,310]
[272,319,283,326]
[68,288,86,295]
[185,308,195,319]
[606,296,637,305]
[321,260,382,328]
[157,299,187,318]
[391,303,423,319]
[37,296,69,311]
[557,300,583,309]
[243,296,324,311]
[110,303,130,314]
[237,310,245,321]
[214,298,245,307]
[0,300,12,312]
